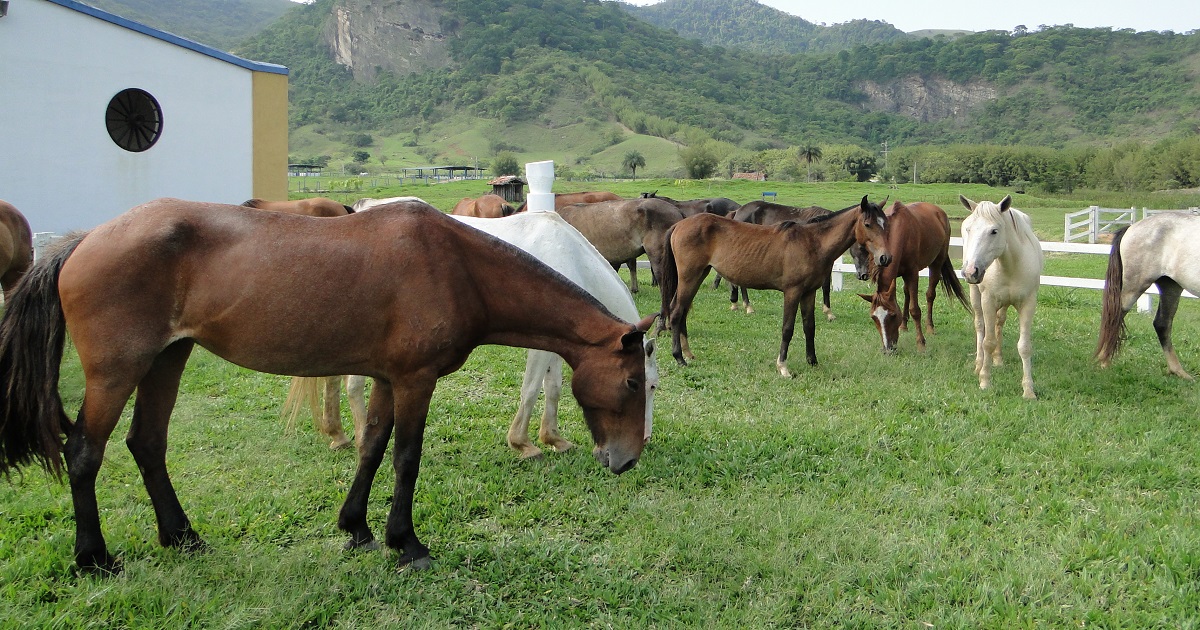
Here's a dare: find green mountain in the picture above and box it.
[82,0,297,50]
[620,0,908,54]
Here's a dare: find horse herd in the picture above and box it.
[0,191,1195,575]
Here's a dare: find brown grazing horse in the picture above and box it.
[660,196,892,377]
[859,201,970,354]
[242,197,354,217]
[515,191,623,213]
[451,194,516,218]
[557,197,685,294]
[0,200,33,298]
[724,200,871,320]
[0,198,652,575]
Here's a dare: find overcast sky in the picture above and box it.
[621,0,1198,34]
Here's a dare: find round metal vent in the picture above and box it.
[105,88,163,152]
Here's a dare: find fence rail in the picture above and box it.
[1065,206,1199,243]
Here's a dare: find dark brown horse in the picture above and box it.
[0,198,652,575]
[242,197,354,217]
[660,196,892,377]
[859,201,970,353]
[451,194,516,218]
[639,192,739,218]
[0,200,33,298]
[557,197,685,294]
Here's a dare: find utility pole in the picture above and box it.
[880,141,889,175]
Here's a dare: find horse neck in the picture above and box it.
[811,207,864,261]
[471,246,626,367]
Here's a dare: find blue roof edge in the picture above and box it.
[46,0,289,75]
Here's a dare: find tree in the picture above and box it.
[622,150,646,177]
[492,151,520,177]
[679,143,719,180]
[352,150,370,163]
[798,144,823,182]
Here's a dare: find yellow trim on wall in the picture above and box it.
[251,71,288,201]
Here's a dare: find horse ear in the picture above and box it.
[859,195,870,210]
[999,195,1012,212]
[858,293,874,303]
[621,318,654,353]
[635,313,657,332]
[959,195,976,212]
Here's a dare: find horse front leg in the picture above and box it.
[908,276,927,351]
[978,305,1002,391]
[1016,298,1038,399]
[126,341,206,554]
[1153,279,1193,380]
[384,375,439,570]
[338,378,395,551]
[821,275,834,321]
[970,286,988,383]
[776,290,814,378]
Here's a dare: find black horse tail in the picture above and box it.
[1096,226,1130,365]
[343,204,356,214]
[0,232,87,480]
[658,225,680,332]
[941,257,972,312]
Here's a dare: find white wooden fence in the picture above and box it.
[1065,206,1200,243]
[829,237,1193,313]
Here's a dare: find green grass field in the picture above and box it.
[4,182,1200,627]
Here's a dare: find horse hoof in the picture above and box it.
[329,437,353,450]
[515,447,544,460]
[77,552,123,577]
[745,307,755,315]
[1023,390,1037,400]
[398,554,433,572]
[343,537,380,552]
[825,314,835,322]
[546,439,575,453]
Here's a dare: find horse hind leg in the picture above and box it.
[345,375,369,445]
[537,357,573,453]
[125,340,208,554]
[509,351,551,459]
[1153,278,1193,380]
[321,375,352,450]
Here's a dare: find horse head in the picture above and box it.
[570,314,657,474]
[854,195,892,269]
[959,194,1013,284]
[859,291,902,355]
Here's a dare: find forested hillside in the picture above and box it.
[621,0,907,54]
[83,0,296,50]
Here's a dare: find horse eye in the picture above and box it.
[990,229,999,235]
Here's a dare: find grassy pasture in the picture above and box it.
[4,183,1200,627]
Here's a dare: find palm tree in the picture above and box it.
[622,150,647,177]
[798,144,822,182]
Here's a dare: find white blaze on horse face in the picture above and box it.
[872,304,894,351]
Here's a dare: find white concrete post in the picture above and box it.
[525,160,555,212]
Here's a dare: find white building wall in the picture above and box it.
[0,0,259,233]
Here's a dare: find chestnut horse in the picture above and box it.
[639,192,739,218]
[0,200,33,298]
[660,196,891,377]
[0,198,652,574]
[557,197,685,294]
[242,197,354,217]
[451,194,516,218]
[859,201,970,354]
[1096,210,1200,380]
[725,200,871,319]
[516,191,623,213]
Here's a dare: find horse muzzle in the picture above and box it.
[877,253,892,267]
[857,272,870,281]
[594,445,639,475]
[963,265,985,284]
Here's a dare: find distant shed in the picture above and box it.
[489,176,526,203]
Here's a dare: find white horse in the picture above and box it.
[289,211,659,458]
[959,195,1043,399]
[1096,210,1200,379]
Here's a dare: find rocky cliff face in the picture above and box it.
[857,77,997,122]
[325,0,453,81]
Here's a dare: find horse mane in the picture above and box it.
[241,199,264,208]
[975,200,1039,248]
